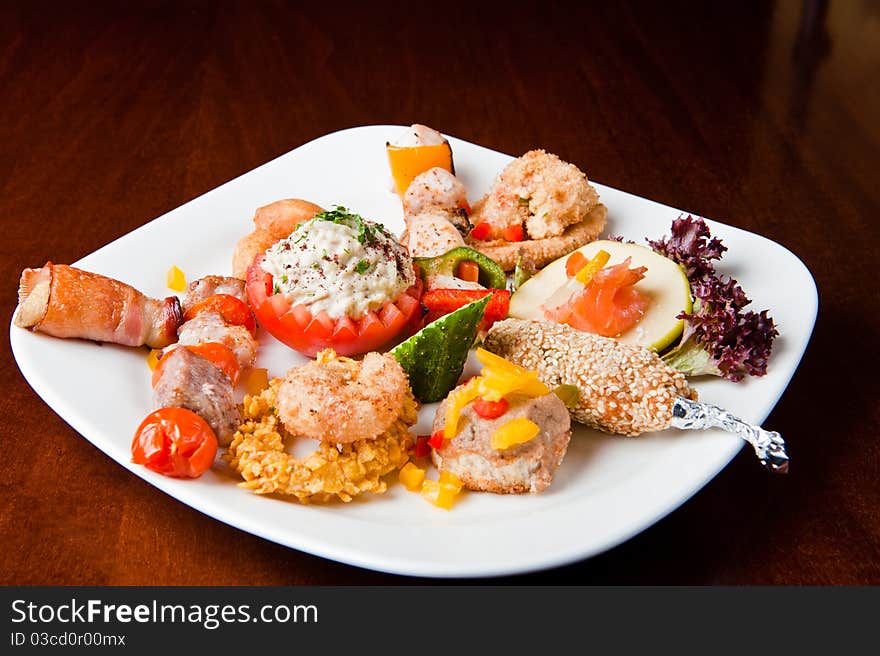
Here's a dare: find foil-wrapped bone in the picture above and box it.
[671,396,789,473]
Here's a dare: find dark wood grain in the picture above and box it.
[2,0,878,585]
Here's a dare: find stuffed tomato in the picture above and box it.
[246,207,424,357]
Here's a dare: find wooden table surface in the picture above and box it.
[2,0,878,585]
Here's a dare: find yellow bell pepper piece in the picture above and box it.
[475,348,550,401]
[386,143,454,196]
[443,377,481,439]
[420,478,462,510]
[399,462,426,492]
[574,249,611,286]
[490,417,540,451]
[166,265,186,292]
[475,347,526,375]
[439,470,463,492]
[444,350,550,439]
[243,367,269,396]
[477,369,549,402]
[146,348,162,372]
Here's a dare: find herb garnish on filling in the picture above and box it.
[312,206,388,245]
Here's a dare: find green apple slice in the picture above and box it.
[509,240,692,351]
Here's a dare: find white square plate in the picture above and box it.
[10,125,817,578]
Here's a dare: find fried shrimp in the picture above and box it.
[226,353,418,503]
[276,349,415,444]
[231,199,324,279]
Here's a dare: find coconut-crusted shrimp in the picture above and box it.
[471,150,600,240]
[276,349,417,444]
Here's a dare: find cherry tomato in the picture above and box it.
[246,254,424,357]
[183,294,257,336]
[151,343,241,387]
[472,396,510,419]
[132,407,218,478]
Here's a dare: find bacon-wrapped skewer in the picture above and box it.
[180,274,247,315]
[14,262,181,348]
[150,277,259,446]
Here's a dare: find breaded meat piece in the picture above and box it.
[466,203,607,271]
[431,390,571,494]
[276,350,417,444]
[471,149,600,240]
[484,318,697,436]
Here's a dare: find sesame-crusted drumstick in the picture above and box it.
[484,319,789,472]
[484,318,695,436]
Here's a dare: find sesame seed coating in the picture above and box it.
[484,318,697,436]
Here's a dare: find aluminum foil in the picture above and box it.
[671,396,789,473]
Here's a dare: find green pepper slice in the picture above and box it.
[414,247,507,290]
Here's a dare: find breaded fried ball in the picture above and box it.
[276,349,417,444]
[471,149,600,240]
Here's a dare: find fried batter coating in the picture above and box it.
[276,349,416,444]
[466,203,607,271]
[226,379,416,503]
[471,150,600,240]
[231,199,324,279]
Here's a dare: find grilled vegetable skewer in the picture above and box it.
[484,319,788,472]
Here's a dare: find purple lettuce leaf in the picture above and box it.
[648,216,778,381]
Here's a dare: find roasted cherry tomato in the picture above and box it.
[472,396,510,419]
[151,343,241,387]
[245,254,424,357]
[183,294,257,336]
[132,407,218,479]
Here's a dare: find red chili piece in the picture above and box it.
[472,396,510,419]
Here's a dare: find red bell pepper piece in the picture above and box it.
[428,430,445,449]
[469,221,492,241]
[414,435,432,458]
[421,288,510,332]
[502,223,524,242]
[472,396,510,419]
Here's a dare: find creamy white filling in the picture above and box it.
[261,217,414,319]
